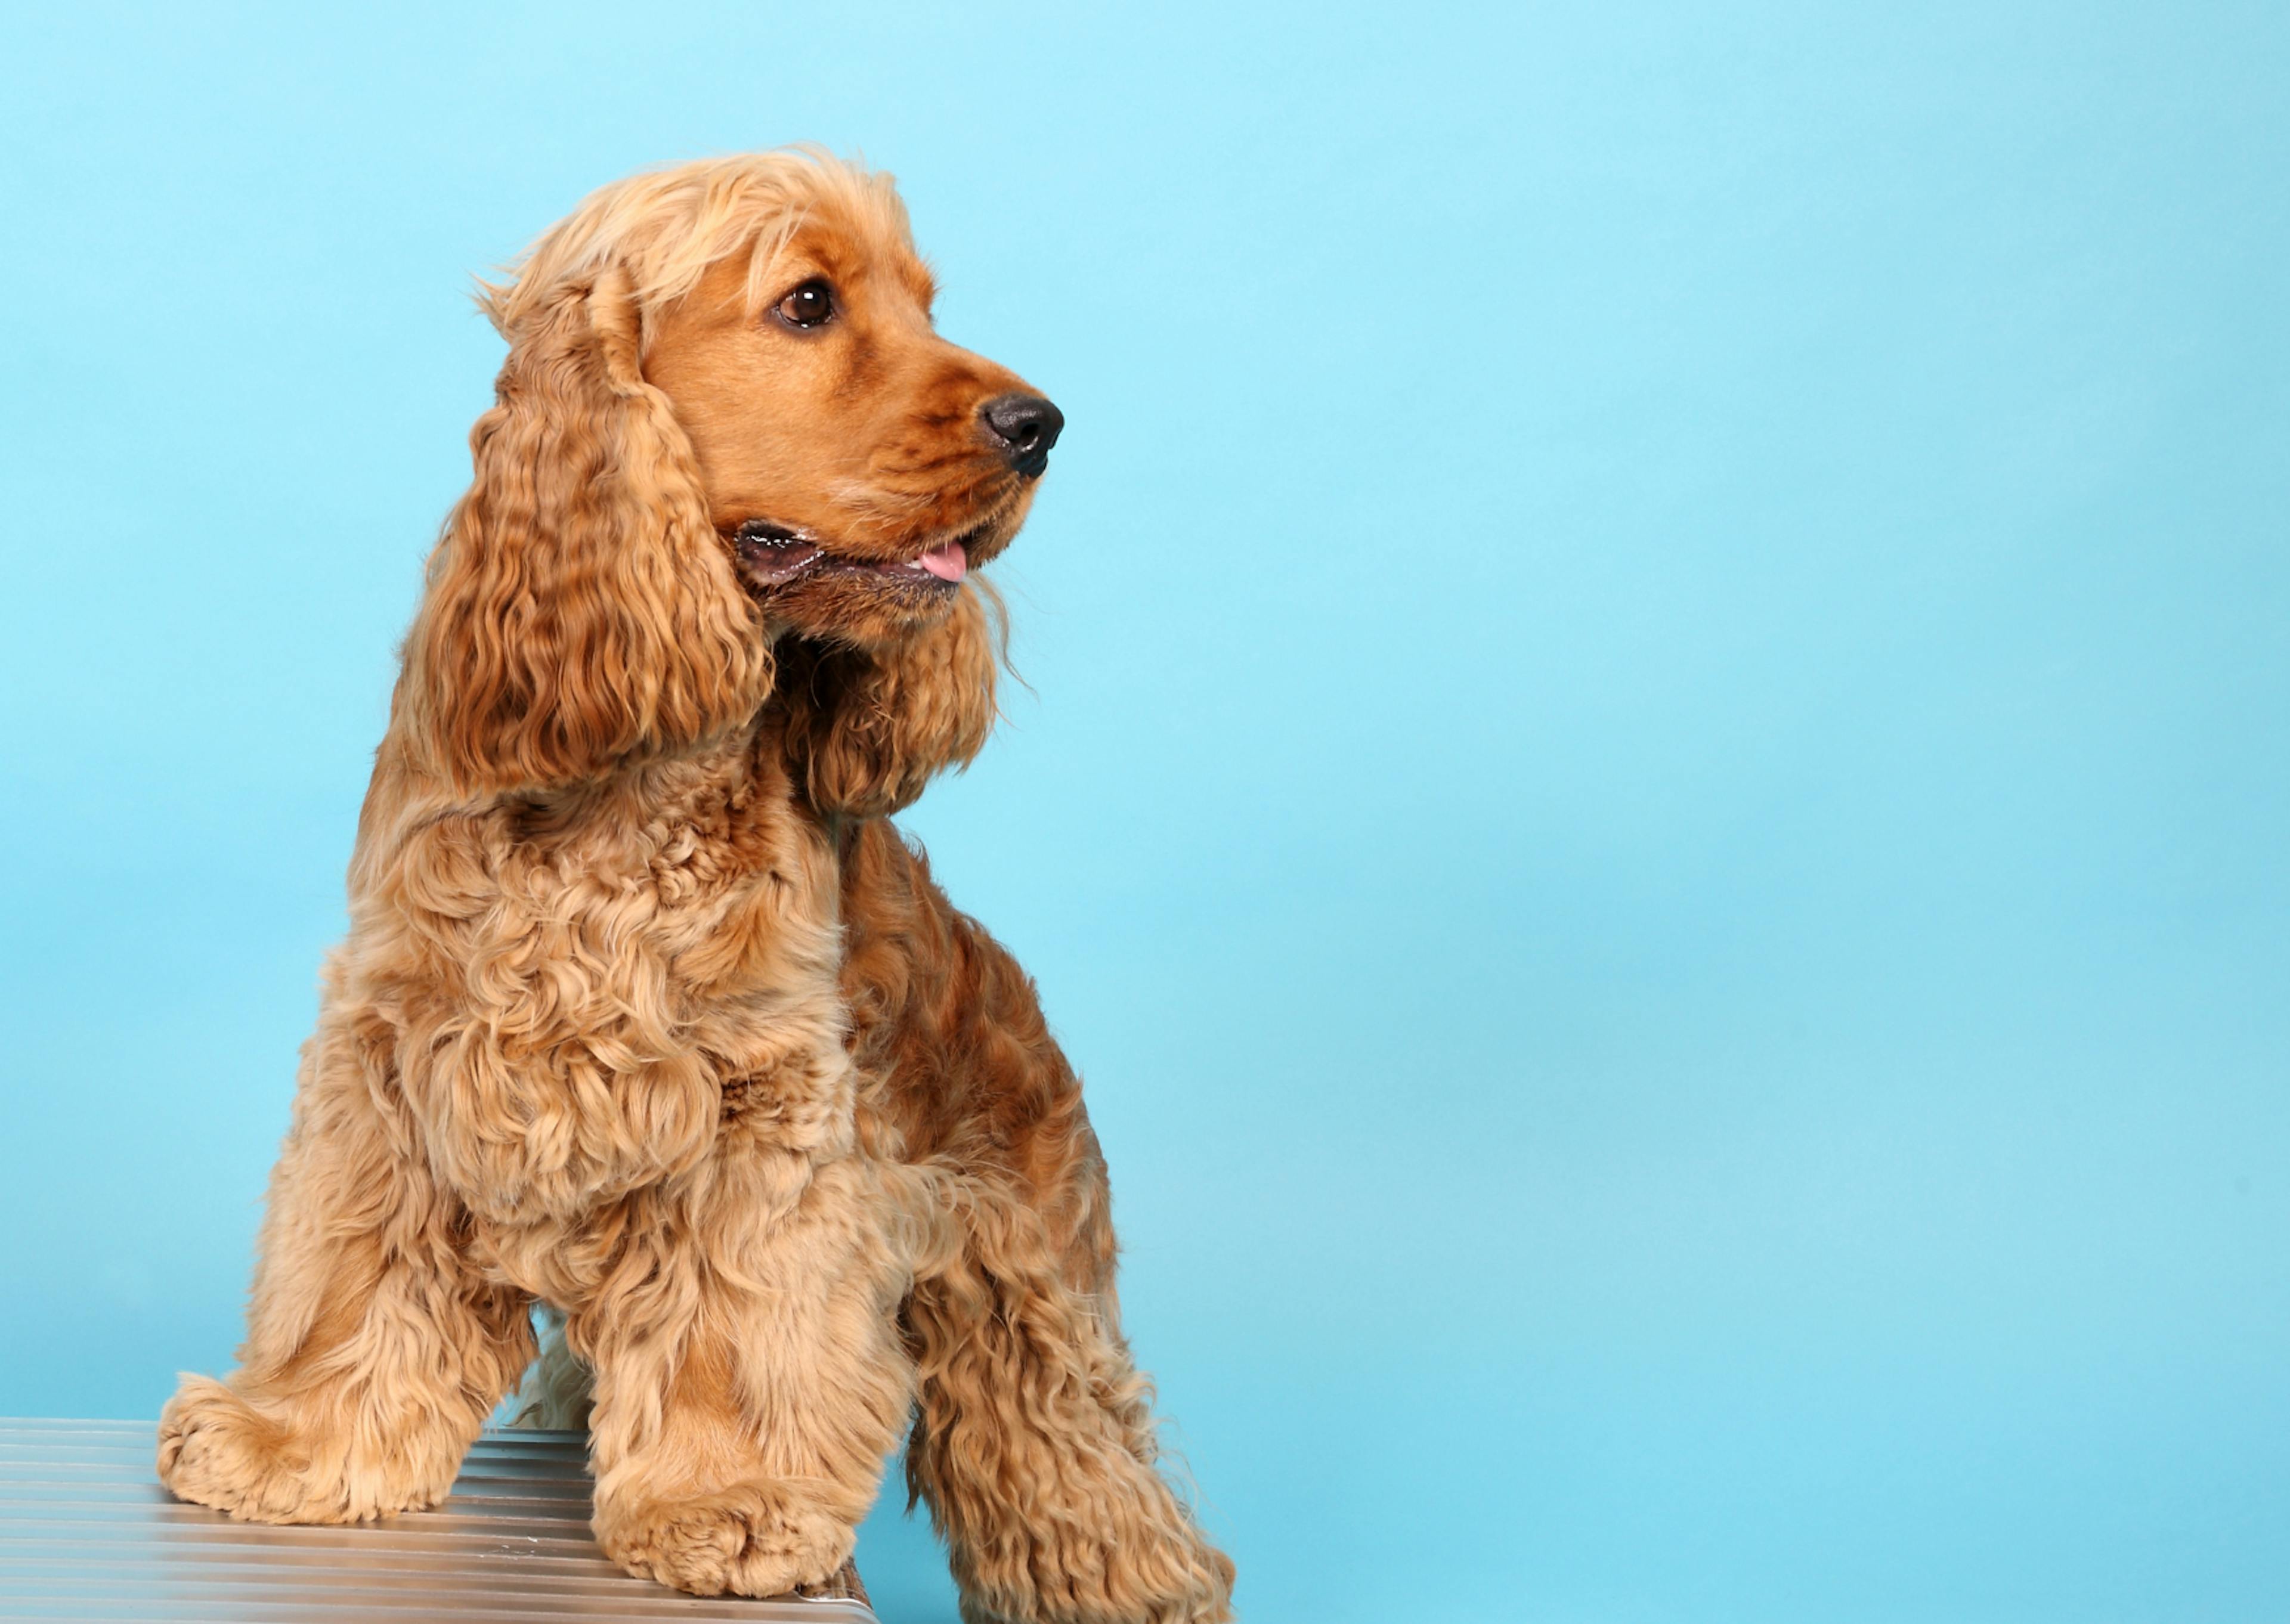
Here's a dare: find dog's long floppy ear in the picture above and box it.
[400,266,772,795]
[779,584,1002,818]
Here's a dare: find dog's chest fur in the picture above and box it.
[358,719,862,1242]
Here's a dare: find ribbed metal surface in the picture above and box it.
[0,1419,875,1623]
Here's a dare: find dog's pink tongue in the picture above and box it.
[919,541,967,582]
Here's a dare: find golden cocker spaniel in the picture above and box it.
[156,150,1235,1624]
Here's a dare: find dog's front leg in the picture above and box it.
[580,1148,915,1598]
[159,1008,537,1522]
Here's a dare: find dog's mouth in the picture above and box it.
[732,520,976,594]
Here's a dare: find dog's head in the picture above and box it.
[400,151,1053,813]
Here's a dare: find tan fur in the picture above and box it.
[157,150,1233,1624]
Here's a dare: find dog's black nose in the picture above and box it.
[980,392,1064,477]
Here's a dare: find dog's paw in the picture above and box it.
[1133,1532,1238,1624]
[598,1483,855,1598]
[157,1377,433,1524]
[954,1503,1237,1624]
[159,1377,337,1523]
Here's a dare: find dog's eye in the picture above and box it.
[773,279,837,331]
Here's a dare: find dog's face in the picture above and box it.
[645,204,1060,648]
[403,156,1033,802]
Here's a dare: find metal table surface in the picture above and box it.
[0,1418,877,1623]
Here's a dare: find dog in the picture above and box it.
[156,150,1236,1624]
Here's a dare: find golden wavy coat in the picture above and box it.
[156,151,1234,1624]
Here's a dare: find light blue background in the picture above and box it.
[3,4,2284,1620]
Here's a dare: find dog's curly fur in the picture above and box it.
[156,151,1234,1624]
